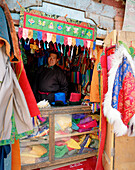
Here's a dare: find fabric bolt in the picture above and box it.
[0,45,33,141]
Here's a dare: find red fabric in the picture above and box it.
[118,72,135,125]
[96,52,107,170]
[15,55,40,117]
[53,156,97,170]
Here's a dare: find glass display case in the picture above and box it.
[20,105,99,170]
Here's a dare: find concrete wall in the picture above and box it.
[5,0,125,39]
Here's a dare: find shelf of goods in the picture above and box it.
[20,105,99,170]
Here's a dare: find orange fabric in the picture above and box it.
[0,37,10,56]
[11,139,21,170]
[90,48,103,102]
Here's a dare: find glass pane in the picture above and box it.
[20,115,49,165]
[54,111,99,160]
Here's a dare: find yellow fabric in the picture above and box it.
[84,137,91,148]
[28,29,33,39]
[90,48,103,102]
[78,135,86,145]
[11,139,21,170]
[52,34,56,43]
[72,38,76,46]
[66,138,81,149]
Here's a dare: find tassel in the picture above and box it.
[47,43,49,49]
[61,45,63,54]
[44,42,46,50]
[71,46,74,60]
[39,42,41,48]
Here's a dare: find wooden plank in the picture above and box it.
[21,151,98,170]
[40,105,92,115]
[55,129,98,139]
[20,137,49,147]
[114,135,135,170]
[49,114,55,162]
[102,123,114,170]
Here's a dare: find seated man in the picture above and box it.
[33,51,68,103]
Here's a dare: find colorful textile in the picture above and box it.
[24,12,95,41]
[113,58,135,125]
[19,7,97,46]
[104,45,135,136]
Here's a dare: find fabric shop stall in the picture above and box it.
[17,7,102,170]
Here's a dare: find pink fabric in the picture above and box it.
[107,54,114,71]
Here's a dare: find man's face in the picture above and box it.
[48,53,58,67]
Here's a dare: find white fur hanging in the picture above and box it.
[103,45,135,136]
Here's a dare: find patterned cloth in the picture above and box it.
[104,45,135,136]
[112,57,135,126]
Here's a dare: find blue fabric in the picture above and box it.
[112,57,134,109]
[0,145,11,170]
[56,35,60,44]
[4,151,11,170]
[76,39,80,46]
[0,7,10,44]
[37,31,42,41]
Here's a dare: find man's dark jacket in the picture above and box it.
[33,65,68,103]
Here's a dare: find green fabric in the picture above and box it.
[25,14,94,41]
[72,118,80,124]
[0,112,33,146]
[19,7,97,41]
[41,144,49,157]
[55,145,69,158]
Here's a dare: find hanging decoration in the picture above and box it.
[18,8,97,46]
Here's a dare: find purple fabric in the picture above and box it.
[72,114,85,119]
[78,127,92,133]
[79,116,93,124]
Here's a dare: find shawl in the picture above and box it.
[104,45,135,136]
